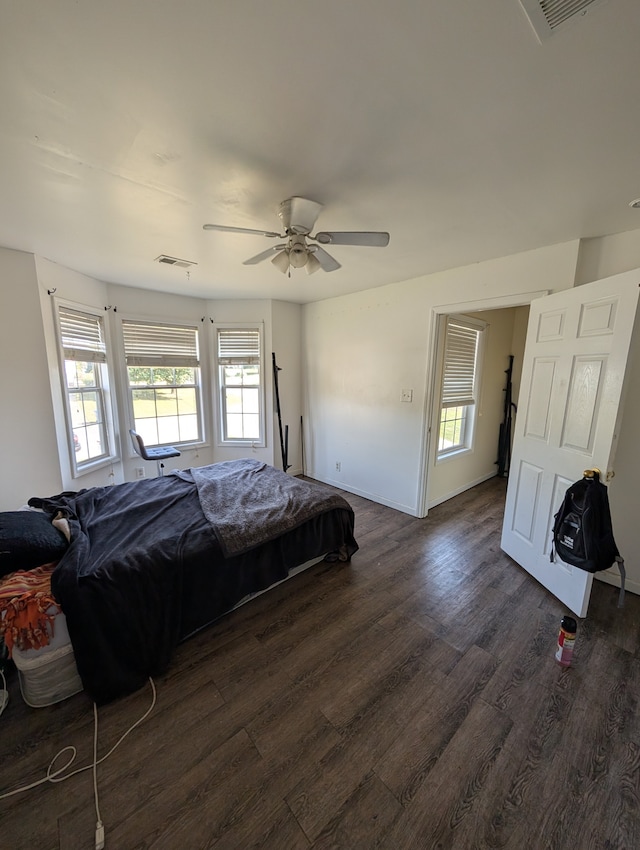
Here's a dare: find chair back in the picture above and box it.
[129,429,150,460]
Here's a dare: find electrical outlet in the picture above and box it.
[135,467,145,479]
[335,462,341,472]
[401,389,413,403]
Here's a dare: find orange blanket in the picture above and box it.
[0,563,60,654]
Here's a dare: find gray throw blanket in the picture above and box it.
[174,459,350,557]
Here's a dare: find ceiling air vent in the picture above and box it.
[155,255,197,269]
[519,0,608,42]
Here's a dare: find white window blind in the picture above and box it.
[59,308,107,363]
[441,318,481,408]
[122,320,199,367]
[217,328,260,364]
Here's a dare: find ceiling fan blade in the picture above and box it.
[243,245,287,265]
[203,223,281,238]
[312,246,342,272]
[313,231,390,247]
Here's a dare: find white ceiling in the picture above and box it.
[2,0,640,304]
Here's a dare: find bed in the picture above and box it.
[0,459,358,705]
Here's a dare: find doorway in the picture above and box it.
[418,290,547,518]
[425,303,530,511]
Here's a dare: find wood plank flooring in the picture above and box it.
[1,476,640,849]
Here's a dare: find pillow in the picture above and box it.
[0,511,69,577]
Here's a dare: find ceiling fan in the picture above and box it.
[203,197,390,275]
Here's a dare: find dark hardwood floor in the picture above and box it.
[2,476,639,849]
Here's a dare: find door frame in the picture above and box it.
[417,289,549,518]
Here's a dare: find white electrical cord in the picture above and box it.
[93,700,104,850]
[0,667,8,717]
[0,676,157,849]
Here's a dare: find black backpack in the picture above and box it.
[551,470,625,607]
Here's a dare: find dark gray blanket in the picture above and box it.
[31,461,357,703]
[175,459,351,557]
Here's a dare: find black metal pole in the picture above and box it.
[497,355,514,478]
[272,352,290,471]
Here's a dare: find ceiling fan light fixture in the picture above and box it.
[289,248,308,268]
[629,199,640,209]
[305,253,321,275]
[287,234,309,268]
[271,249,290,274]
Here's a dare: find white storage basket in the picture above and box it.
[10,609,83,708]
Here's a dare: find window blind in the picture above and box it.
[441,318,481,408]
[122,320,199,367]
[59,307,107,363]
[217,328,260,364]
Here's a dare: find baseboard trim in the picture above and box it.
[305,472,417,516]
[595,570,640,597]
[427,471,498,510]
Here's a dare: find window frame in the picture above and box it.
[121,317,203,450]
[436,315,486,461]
[215,324,265,447]
[55,302,116,476]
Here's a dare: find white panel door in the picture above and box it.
[501,270,640,617]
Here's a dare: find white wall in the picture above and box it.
[303,283,432,512]
[303,240,579,515]
[575,229,640,286]
[0,249,62,508]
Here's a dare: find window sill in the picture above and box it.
[217,441,266,449]
[436,446,473,464]
[73,456,119,479]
